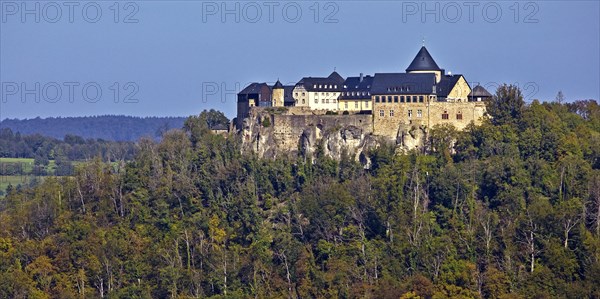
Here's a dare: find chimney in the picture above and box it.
[359,73,364,82]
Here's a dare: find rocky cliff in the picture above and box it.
[239,108,429,164]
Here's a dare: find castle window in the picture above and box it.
[302,99,305,104]
[456,113,463,120]
[365,101,369,108]
[355,102,359,109]
[442,111,449,120]
[322,99,325,104]
[302,92,305,96]
[315,99,318,104]
[333,99,336,103]
[419,96,424,102]
[379,110,384,117]
[375,96,380,103]
[326,99,329,104]
[394,96,399,103]
[417,109,422,118]
[412,96,417,103]
[390,110,394,117]
[295,93,298,96]
[345,102,348,109]
[400,96,405,103]
[388,96,393,103]
[408,110,413,118]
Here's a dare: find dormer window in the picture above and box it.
[334,85,337,89]
[313,84,317,89]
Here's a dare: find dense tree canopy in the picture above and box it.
[1,90,600,298]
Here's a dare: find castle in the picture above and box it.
[237,46,491,139]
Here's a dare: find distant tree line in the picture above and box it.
[0,128,138,162]
[0,115,188,141]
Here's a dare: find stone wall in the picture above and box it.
[240,107,375,161]
[373,101,486,139]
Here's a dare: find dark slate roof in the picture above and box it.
[371,73,436,95]
[283,86,295,103]
[296,71,345,92]
[328,71,344,83]
[273,80,284,89]
[469,85,492,97]
[406,46,442,72]
[340,75,374,100]
[436,75,463,98]
[239,83,270,95]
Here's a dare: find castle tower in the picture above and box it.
[406,46,443,83]
[272,80,284,107]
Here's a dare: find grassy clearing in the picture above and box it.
[0,157,34,163]
[0,175,39,194]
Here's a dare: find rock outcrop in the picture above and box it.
[239,108,428,164]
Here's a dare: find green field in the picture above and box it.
[0,157,58,174]
[0,175,39,194]
[0,158,64,197]
[0,157,34,163]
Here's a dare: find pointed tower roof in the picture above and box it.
[406,46,441,72]
[469,85,492,97]
[273,80,284,89]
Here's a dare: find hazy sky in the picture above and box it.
[1,1,599,119]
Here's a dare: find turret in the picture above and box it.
[272,80,284,107]
[406,46,443,83]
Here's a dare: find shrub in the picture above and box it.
[262,117,271,127]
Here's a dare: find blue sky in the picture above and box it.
[1,1,599,119]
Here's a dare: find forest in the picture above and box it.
[0,116,187,142]
[0,85,599,298]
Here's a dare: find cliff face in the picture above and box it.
[240,108,382,164]
[239,108,431,164]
